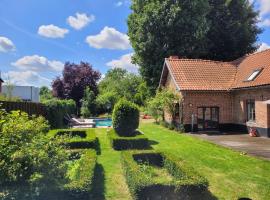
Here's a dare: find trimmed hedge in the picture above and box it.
[43,99,76,129]
[64,149,97,199]
[48,129,97,150]
[112,99,139,136]
[121,150,208,200]
[0,150,97,200]
[108,129,149,150]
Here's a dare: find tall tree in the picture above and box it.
[128,0,261,91]
[97,68,150,112]
[52,62,101,109]
[39,86,53,102]
[80,87,96,117]
[206,0,261,61]
[128,0,210,91]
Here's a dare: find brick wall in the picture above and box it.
[164,73,180,123]
[182,91,233,125]
[268,104,270,128]
[254,101,268,128]
[232,88,270,125]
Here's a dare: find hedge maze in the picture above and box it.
[121,151,211,200]
[47,128,99,199]
[109,99,212,199]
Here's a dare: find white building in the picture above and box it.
[2,85,40,102]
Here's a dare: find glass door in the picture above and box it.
[197,107,219,131]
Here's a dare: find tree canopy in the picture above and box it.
[52,62,101,108]
[96,68,150,112]
[128,0,261,91]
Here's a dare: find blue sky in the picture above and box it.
[0,0,269,87]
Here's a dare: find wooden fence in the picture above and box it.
[0,101,46,116]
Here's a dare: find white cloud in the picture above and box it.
[259,18,270,27]
[67,13,95,30]
[259,0,270,16]
[3,71,51,87]
[0,36,15,52]
[106,53,138,73]
[115,2,123,7]
[257,42,270,52]
[38,24,69,38]
[11,55,64,72]
[85,26,131,50]
[115,0,130,7]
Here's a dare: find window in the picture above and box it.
[246,69,263,81]
[246,99,255,121]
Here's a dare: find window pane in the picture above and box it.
[247,100,255,121]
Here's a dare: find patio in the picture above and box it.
[191,133,270,160]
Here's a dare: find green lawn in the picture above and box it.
[92,123,270,200]
[93,128,132,200]
[139,123,270,200]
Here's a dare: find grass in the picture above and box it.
[140,122,270,200]
[93,128,132,200]
[46,123,270,199]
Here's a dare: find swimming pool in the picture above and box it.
[94,118,112,127]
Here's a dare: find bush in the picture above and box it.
[64,150,97,199]
[0,110,69,199]
[43,98,76,129]
[121,150,208,200]
[48,129,97,150]
[108,129,149,150]
[112,99,139,136]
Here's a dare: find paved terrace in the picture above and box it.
[191,133,270,160]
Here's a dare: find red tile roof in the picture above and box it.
[161,49,270,91]
[233,49,270,89]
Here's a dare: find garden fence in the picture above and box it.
[0,101,46,116]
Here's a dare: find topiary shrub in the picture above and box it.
[112,100,139,136]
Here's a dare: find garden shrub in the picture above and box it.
[0,110,69,199]
[121,150,208,200]
[64,150,97,199]
[112,99,139,136]
[48,129,97,150]
[43,98,76,129]
[108,129,149,150]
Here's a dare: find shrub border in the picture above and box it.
[64,149,97,199]
[121,150,208,200]
[48,129,98,150]
[108,129,149,150]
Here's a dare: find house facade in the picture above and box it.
[1,85,40,102]
[159,50,270,137]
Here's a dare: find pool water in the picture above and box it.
[94,119,112,127]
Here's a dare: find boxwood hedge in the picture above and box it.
[48,129,97,150]
[121,150,209,200]
[112,100,139,137]
[108,129,149,150]
[64,149,97,199]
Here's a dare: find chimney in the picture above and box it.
[169,55,179,59]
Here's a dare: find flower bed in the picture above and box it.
[108,129,149,150]
[121,150,209,200]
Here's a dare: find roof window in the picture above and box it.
[246,68,263,81]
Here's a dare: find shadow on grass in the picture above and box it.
[200,189,219,200]
[91,163,105,200]
[95,139,101,155]
[148,140,159,146]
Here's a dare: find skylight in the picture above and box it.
[246,69,262,81]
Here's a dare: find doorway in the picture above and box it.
[197,107,219,131]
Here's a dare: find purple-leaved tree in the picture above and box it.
[52,62,101,111]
